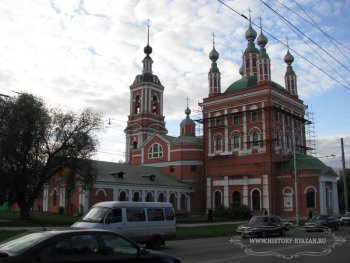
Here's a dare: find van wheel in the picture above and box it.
[148,236,162,250]
[260,231,267,238]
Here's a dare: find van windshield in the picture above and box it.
[80,207,110,223]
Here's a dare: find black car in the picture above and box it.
[304,215,341,231]
[236,215,289,238]
[0,229,181,263]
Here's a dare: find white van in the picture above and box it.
[71,201,176,249]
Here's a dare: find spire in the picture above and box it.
[208,32,221,97]
[257,18,271,83]
[142,19,153,74]
[284,38,298,96]
[243,8,259,77]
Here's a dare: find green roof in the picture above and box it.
[92,160,189,188]
[280,155,336,175]
[224,76,287,94]
[162,134,203,145]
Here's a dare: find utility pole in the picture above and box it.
[341,138,348,212]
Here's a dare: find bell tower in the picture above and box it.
[124,21,167,163]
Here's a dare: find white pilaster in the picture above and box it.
[332,182,339,215]
[242,106,247,152]
[207,178,212,209]
[187,194,191,212]
[43,186,49,212]
[319,180,326,214]
[224,176,229,207]
[243,175,248,206]
[263,174,269,212]
[224,109,228,152]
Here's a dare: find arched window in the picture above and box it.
[214,191,222,208]
[232,191,241,208]
[215,116,221,127]
[283,188,293,211]
[146,192,154,202]
[152,95,158,114]
[158,193,165,202]
[132,192,140,202]
[135,95,140,114]
[252,190,260,210]
[215,136,222,151]
[286,134,291,149]
[251,110,258,122]
[306,188,316,208]
[232,133,240,149]
[148,143,163,158]
[119,191,126,201]
[132,141,137,149]
[251,131,260,147]
[52,190,57,206]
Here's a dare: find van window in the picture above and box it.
[164,208,175,221]
[147,208,165,221]
[105,208,122,224]
[126,208,146,222]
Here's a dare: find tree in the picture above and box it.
[0,93,102,220]
[338,168,350,213]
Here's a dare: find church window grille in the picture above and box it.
[215,136,222,151]
[251,131,259,147]
[233,113,239,125]
[233,133,240,149]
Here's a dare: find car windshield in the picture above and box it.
[313,215,326,220]
[0,232,50,255]
[344,212,350,217]
[250,216,268,223]
[80,207,110,223]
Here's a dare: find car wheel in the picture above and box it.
[280,228,286,236]
[148,235,162,250]
[261,231,267,238]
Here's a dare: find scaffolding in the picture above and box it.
[305,105,317,156]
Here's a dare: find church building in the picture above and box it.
[124,20,339,218]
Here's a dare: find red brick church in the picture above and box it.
[33,20,339,218]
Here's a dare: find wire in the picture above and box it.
[217,0,350,92]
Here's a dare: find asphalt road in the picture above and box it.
[161,226,350,263]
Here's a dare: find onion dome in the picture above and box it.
[284,49,294,65]
[257,31,268,47]
[209,46,219,62]
[185,106,191,116]
[245,23,257,42]
[144,44,152,55]
[239,65,243,76]
[181,107,195,126]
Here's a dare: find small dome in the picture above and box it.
[144,44,152,55]
[257,31,268,47]
[185,107,191,116]
[284,49,294,65]
[239,65,243,76]
[209,47,219,61]
[245,23,257,42]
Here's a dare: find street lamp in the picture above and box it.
[293,137,299,225]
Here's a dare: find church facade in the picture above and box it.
[124,21,339,218]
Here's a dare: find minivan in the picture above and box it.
[71,201,176,249]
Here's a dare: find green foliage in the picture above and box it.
[213,205,252,220]
[0,93,103,220]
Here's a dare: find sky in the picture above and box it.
[0,0,349,170]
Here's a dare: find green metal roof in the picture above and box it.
[224,76,287,94]
[280,155,336,175]
[161,134,203,145]
[92,160,189,188]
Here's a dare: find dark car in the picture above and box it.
[0,229,181,263]
[236,215,289,238]
[304,215,341,231]
[340,212,350,226]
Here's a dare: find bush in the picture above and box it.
[58,206,64,215]
[214,205,252,220]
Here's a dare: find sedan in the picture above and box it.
[340,212,350,226]
[236,215,289,238]
[0,229,181,263]
[304,215,341,231]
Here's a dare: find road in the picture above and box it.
[161,227,350,263]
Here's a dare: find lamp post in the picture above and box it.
[293,137,299,225]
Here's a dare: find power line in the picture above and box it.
[217,0,350,92]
